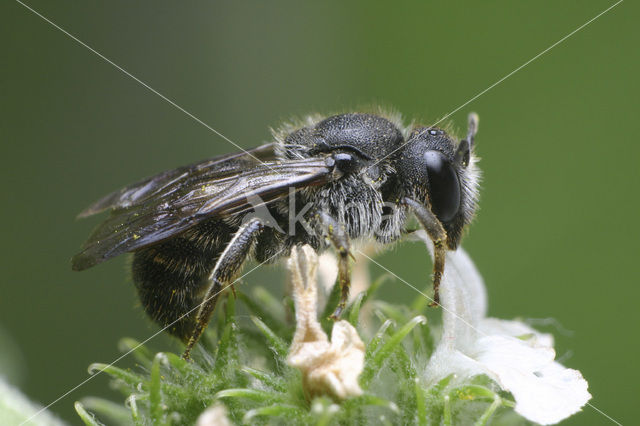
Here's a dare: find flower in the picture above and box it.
[414,230,591,425]
[286,245,365,400]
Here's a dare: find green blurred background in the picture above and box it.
[1,0,637,424]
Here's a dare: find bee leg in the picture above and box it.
[230,284,238,299]
[182,218,263,359]
[402,197,447,307]
[317,212,352,320]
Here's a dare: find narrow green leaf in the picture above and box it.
[149,353,167,425]
[237,292,285,334]
[474,397,502,426]
[87,363,144,389]
[214,299,240,376]
[320,276,342,332]
[242,404,304,423]
[422,374,454,424]
[125,395,142,426]
[250,316,288,359]
[344,274,392,326]
[342,394,399,413]
[373,316,426,366]
[74,401,103,426]
[414,378,428,426]
[363,273,392,305]
[449,384,496,402]
[225,290,237,320]
[81,397,132,426]
[215,388,283,403]
[414,318,434,359]
[443,394,452,426]
[241,366,286,392]
[372,301,410,325]
[117,338,153,368]
[426,374,453,398]
[253,286,286,324]
[362,316,426,387]
[347,291,366,326]
[366,319,394,357]
[164,352,199,376]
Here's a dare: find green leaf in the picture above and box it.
[125,395,143,426]
[474,397,503,426]
[342,394,399,413]
[118,338,153,368]
[344,274,392,326]
[80,397,132,426]
[88,363,145,389]
[423,374,454,425]
[449,384,496,402]
[253,286,286,325]
[215,388,283,403]
[214,298,240,377]
[361,316,426,388]
[363,273,392,304]
[74,401,104,426]
[366,319,394,356]
[347,291,366,327]
[443,394,452,426]
[242,404,305,424]
[241,366,287,392]
[164,352,199,377]
[149,353,166,425]
[372,300,411,325]
[250,316,289,360]
[320,276,342,333]
[414,378,428,426]
[237,291,285,335]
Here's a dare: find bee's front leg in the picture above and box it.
[402,197,447,307]
[182,217,263,360]
[316,211,353,320]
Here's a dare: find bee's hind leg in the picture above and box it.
[182,218,263,359]
[317,212,353,320]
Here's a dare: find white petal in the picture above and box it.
[411,230,487,348]
[424,346,487,385]
[479,318,554,349]
[474,335,591,425]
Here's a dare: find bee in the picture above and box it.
[73,111,480,359]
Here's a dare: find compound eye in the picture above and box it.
[424,151,461,223]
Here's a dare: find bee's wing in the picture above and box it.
[71,156,336,271]
[77,143,278,218]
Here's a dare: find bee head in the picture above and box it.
[395,113,480,248]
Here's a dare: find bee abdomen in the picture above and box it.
[131,224,228,342]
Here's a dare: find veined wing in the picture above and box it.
[77,143,278,218]
[72,156,337,271]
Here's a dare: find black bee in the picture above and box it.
[73,111,480,358]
